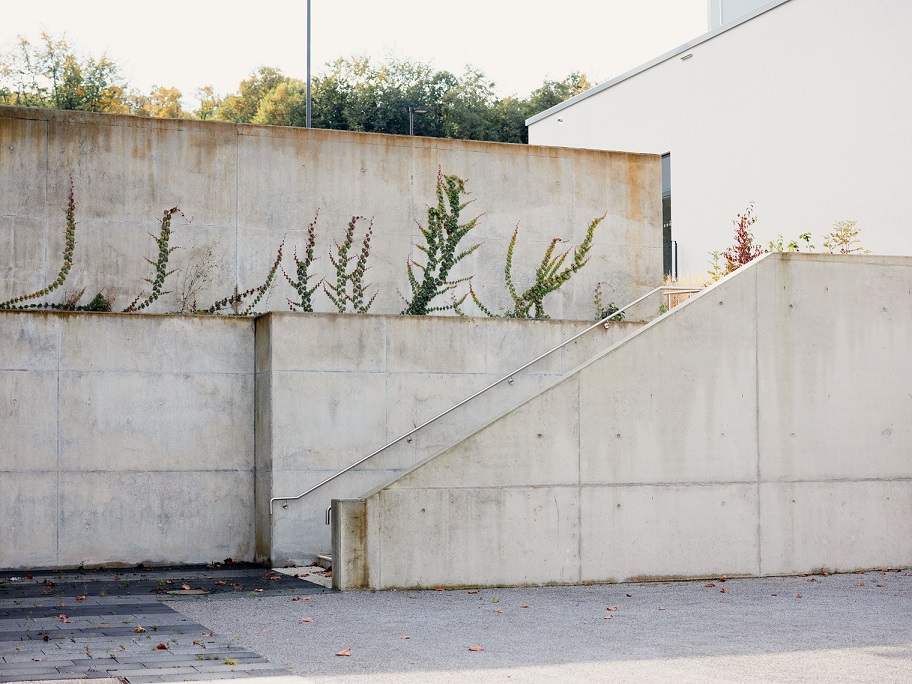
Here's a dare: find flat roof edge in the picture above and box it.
[525,0,793,126]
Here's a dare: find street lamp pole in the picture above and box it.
[408,106,428,136]
[306,0,312,128]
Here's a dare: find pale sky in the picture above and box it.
[2,0,708,105]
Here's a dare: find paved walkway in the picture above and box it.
[3,566,911,683]
[0,564,329,683]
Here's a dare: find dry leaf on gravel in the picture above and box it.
[335,648,352,657]
[467,590,479,594]
[156,644,169,650]
[133,626,145,633]
[181,584,191,591]
[521,602,529,608]
[705,583,716,588]
[468,645,484,652]
[299,617,314,623]
[401,636,411,640]
[607,606,618,611]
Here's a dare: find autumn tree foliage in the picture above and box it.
[1,33,593,143]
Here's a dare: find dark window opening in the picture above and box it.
[661,153,673,279]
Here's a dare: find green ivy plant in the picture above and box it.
[206,237,285,315]
[593,281,624,322]
[401,171,480,315]
[285,212,321,312]
[0,181,77,310]
[324,215,377,313]
[471,215,603,319]
[123,207,181,312]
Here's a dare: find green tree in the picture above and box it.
[525,72,593,118]
[0,32,129,113]
[252,79,308,127]
[215,66,287,123]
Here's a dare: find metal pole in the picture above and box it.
[306,0,312,128]
[408,107,414,136]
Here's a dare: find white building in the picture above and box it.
[527,0,912,276]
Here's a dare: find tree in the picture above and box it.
[252,79,308,127]
[193,85,221,120]
[0,32,129,113]
[215,66,287,123]
[130,85,185,118]
[525,72,593,118]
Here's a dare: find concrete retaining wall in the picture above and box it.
[333,253,912,589]
[0,106,661,320]
[1,308,643,569]
[0,312,256,568]
[256,313,643,565]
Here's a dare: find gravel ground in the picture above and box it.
[172,569,912,683]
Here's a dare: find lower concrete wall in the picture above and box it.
[0,312,256,569]
[1,308,644,569]
[257,313,644,565]
[333,253,912,589]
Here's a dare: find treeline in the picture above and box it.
[0,33,591,143]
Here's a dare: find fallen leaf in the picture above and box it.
[156,644,169,650]
[823,571,830,576]
[719,577,727,582]
[434,587,445,592]
[467,590,480,594]
[133,626,146,633]
[854,583,865,587]
[876,584,886,588]
[807,578,818,583]
[720,587,729,594]
[626,593,633,597]
[42,635,49,642]
[468,645,484,652]
[521,602,529,608]
[254,589,264,593]
[201,631,214,637]
[335,647,351,657]
[796,593,802,598]
[658,606,666,611]
[215,581,226,586]
[705,583,716,588]
[401,635,411,640]
[606,606,618,611]
[494,609,503,614]
[181,584,191,591]
[76,595,86,601]
[299,617,314,623]
[166,580,174,585]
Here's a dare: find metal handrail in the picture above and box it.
[269,285,701,514]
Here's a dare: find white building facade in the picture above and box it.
[528,0,912,276]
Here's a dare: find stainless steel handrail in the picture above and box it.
[269,285,701,514]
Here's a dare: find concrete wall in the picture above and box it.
[0,106,661,320]
[1,308,645,569]
[0,312,256,569]
[333,253,912,589]
[528,0,912,275]
[256,313,644,566]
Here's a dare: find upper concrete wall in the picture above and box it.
[335,253,912,589]
[0,106,661,319]
[0,311,256,569]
